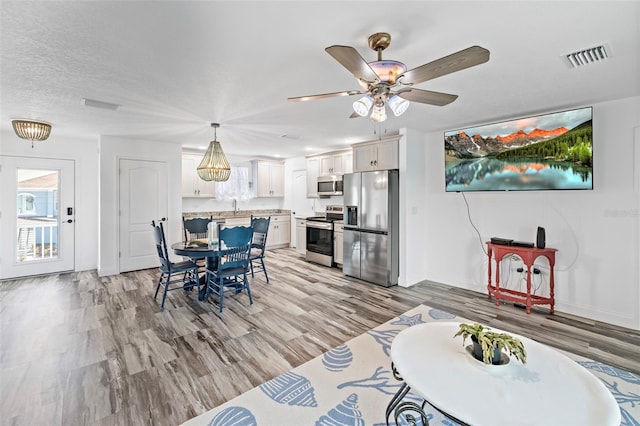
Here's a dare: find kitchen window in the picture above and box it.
[214,165,253,201]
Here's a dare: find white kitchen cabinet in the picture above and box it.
[223,214,290,249]
[333,222,344,266]
[295,218,307,256]
[253,160,284,197]
[320,153,344,175]
[266,215,290,249]
[319,150,353,176]
[352,138,399,172]
[343,151,353,174]
[182,154,216,197]
[306,157,320,197]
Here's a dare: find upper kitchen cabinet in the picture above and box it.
[253,160,284,197]
[352,137,399,172]
[182,153,216,198]
[307,149,353,197]
[319,150,353,176]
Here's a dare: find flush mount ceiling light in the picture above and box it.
[197,123,231,182]
[288,32,490,123]
[11,119,52,148]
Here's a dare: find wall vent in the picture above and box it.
[81,98,120,110]
[566,45,609,68]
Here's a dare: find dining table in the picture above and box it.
[171,239,246,302]
[171,240,220,300]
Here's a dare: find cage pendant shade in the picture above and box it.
[11,119,52,147]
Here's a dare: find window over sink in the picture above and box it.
[214,165,254,201]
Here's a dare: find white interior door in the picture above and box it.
[119,159,168,272]
[0,155,75,279]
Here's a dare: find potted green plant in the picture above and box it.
[454,323,527,365]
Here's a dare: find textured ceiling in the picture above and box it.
[1,1,638,159]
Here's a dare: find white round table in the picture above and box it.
[389,322,620,426]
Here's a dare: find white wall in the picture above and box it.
[0,129,99,272]
[635,126,640,329]
[411,96,640,329]
[98,136,182,276]
[398,128,429,287]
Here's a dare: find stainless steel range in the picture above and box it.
[306,205,343,267]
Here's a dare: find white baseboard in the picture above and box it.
[97,267,119,277]
[556,301,636,330]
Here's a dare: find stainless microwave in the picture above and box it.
[317,175,343,196]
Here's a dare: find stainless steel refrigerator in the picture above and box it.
[343,170,399,287]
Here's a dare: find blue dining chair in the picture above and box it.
[183,216,212,241]
[151,220,200,310]
[183,215,214,275]
[204,225,254,313]
[249,215,271,283]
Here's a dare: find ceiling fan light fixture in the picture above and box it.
[368,60,407,84]
[353,96,374,116]
[197,123,231,182]
[370,104,387,122]
[11,119,52,148]
[387,95,410,116]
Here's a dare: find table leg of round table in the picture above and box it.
[385,381,411,426]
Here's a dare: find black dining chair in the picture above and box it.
[151,220,200,310]
[204,224,254,313]
[249,215,271,283]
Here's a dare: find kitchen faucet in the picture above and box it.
[232,199,238,215]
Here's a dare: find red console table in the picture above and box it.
[486,242,557,314]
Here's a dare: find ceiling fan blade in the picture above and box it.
[288,90,361,102]
[401,46,490,85]
[398,88,458,106]
[325,45,379,83]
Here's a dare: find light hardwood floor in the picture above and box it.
[1,248,638,425]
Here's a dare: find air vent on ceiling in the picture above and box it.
[566,45,609,68]
[81,98,120,110]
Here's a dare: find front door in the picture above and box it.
[0,155,75,279]
[118,159,168,272]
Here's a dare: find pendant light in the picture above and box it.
[197,123,231,182]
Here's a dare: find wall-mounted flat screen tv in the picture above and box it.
[444,106,593,192]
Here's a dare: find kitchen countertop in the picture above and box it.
[183,209,291,220]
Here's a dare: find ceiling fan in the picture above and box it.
[288,32,490,122]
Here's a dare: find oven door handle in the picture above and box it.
[306,222,333,230]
